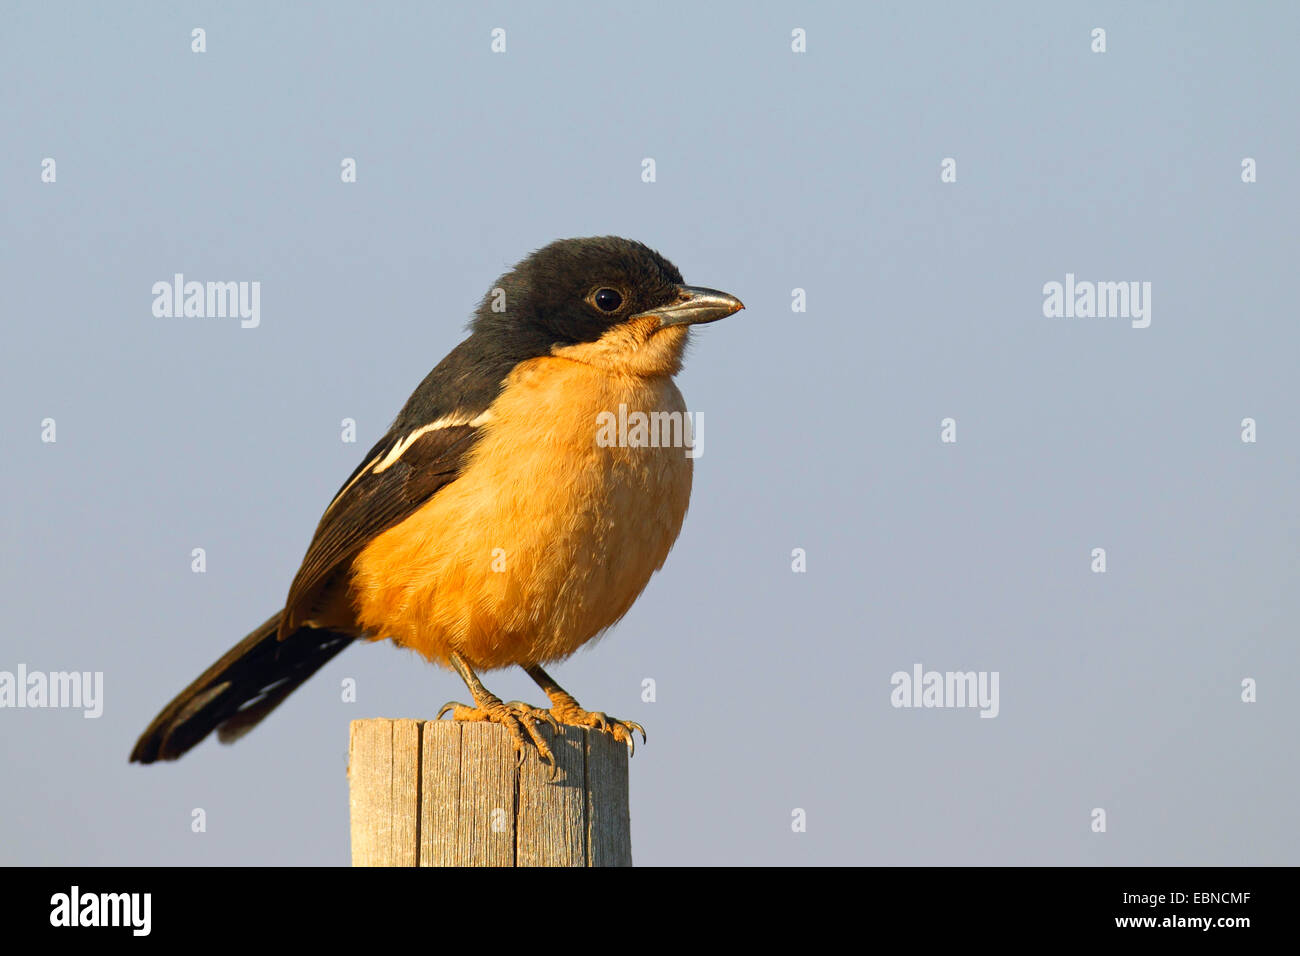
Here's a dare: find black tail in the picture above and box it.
[129,612,354,764]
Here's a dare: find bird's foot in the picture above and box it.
[437,696,560,772]
[547,693,646,755]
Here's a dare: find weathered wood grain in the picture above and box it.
[348,718,631,866]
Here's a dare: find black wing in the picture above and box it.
[277,317,555,638]
[278,421,484,637]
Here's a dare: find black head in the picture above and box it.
[472,236,741,346]
[394,237,741,428]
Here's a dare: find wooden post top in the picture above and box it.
[348,718,632,867]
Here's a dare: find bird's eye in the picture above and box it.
[592,288,624,313]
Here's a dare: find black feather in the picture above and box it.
[281,423,480,635]
[129,613,353,763]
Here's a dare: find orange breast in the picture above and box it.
[348,354,693,670]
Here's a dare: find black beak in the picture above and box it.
[632,285,745,328]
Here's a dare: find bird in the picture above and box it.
[130,236,743,769]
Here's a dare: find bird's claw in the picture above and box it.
[547,703,646,756]
[504,701,561,734]
[436,700,461,721]
[436,697,558,773]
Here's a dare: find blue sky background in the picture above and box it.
[2,1,1297,865]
